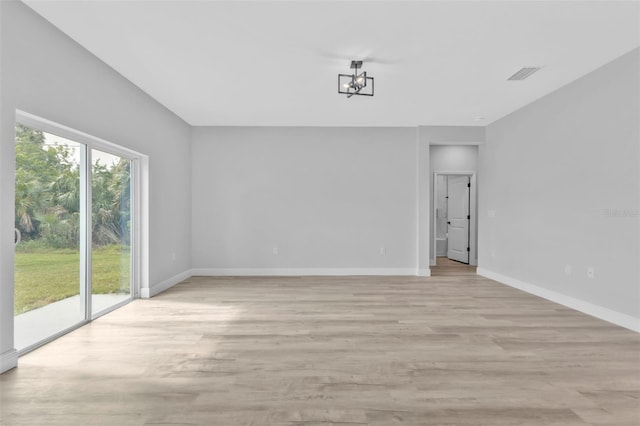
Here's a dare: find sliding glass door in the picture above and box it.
[14,122,135,352]
[14,125,85,350]
[91,149,132,316]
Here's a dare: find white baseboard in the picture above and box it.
[417,268,431,277]
[477,268,640,333]
[1,349,18,374]
[140,269,193,298]
[191,268,418,276]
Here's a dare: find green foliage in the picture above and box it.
[92,159,131,246]
[14,126,132,315]
[14,124,131,249]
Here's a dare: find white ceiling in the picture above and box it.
[22,0,640,127]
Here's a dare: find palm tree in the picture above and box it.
[14,175,51,236]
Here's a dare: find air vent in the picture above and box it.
[507,67,540,81]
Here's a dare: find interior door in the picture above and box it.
[447,175,470,264]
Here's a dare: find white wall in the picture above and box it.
[429,145,479,264]
[191,127,418,274]
[0,1,192,371]
[430,145,479,173]
[479,48,640,329]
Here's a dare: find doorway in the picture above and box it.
[433,172,477,266]
[14,115,139,353]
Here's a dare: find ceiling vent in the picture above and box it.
[507,67,540,81]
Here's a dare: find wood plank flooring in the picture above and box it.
[1,271,639,425]
[431,257,477,276]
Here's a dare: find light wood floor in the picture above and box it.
[431,257,477,276]
[1,271,639,425]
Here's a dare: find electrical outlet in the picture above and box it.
[488,210,496,218]
[490,249,496,258]
[564,264,572,276]
[587,267,595,279]
[379,247,386,256]
[171,252,176,261]
[272,246,279,256]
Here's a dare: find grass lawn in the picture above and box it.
[14,245,130,315]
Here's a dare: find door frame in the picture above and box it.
[431,171,477,266]
[14,110,147,353]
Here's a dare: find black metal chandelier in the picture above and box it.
[338,60,374,98]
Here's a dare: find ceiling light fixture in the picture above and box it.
[338,60,374,98]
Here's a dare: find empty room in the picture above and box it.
[1,1,639,425]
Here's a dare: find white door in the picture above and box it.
[447,175,470,264]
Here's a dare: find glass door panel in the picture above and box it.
[14,124,85,351]
[91,149,132,316]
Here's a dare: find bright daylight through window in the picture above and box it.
[14,122,133,352]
